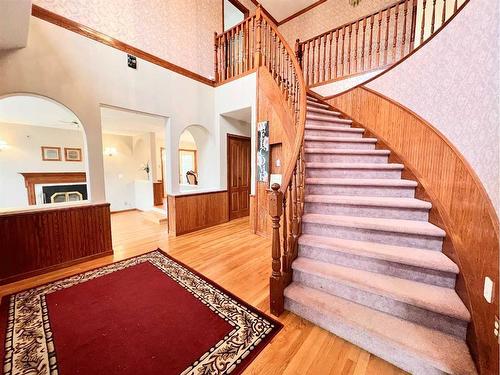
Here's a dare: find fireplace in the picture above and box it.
[42,184,88,204]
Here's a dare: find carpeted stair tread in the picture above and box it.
[305,148,390,155]
[298,234,458,274]
[307,99,330,107]
[306,162,403,170]
[306,178,418,187]
[305,195,431,209]
[306,106,342,116]
[292,257,469,321]
[305,135,378,143]
[305,125,363,133]
[302,213,446,237]
[284,283,477,375]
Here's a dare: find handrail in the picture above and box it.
[297,0,465,86]
[214,7,308,316]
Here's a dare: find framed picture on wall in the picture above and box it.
[257,121,270,182]
[41,146,61,161]
[64,147,82,162]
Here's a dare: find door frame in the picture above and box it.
[227,133,251,220]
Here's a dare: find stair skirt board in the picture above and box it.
[298,244,456,288]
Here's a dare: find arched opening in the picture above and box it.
[178,125,212,191]
[0,94,89,210]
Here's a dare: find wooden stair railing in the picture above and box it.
[297,0,465,87]
[214,7,307,316]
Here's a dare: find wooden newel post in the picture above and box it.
[214,32,219,82]
[254,6,262,68]
[269,183,284,316]
[295,39,303,68]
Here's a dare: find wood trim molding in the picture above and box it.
[327,87,499,375]
[31,5,215,87]
[277,0,328,25]
[20,172,86,205]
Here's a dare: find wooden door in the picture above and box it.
[228,135,251,220]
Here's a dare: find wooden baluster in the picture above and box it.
[316,37,321,84]
[236,27,240,76]
[454,0,458,12]
[306,41,310,85]
[369,15,374,69]
[322,34,327,82]
[214,32,218,82]
[392,3,399,62]
[384,8,390,65]
[311,38,316,84]
[442,0,447,24]
[269,183,283,316]
[409,0,417,51]
[287,183,294,268]
[288,53,293,103]
[328,31,333,80]
[245,20,249,71]
[255,7,262,68]
[354,20,359,73]
[291,168,299,258]
[334,29,339,78]
[341,26,346,77]
[347,24,352,75]
[295,39,301,68]
[361,18,366,71]
[401,0,408,57]
[431,0,437,33]
[376,11,382,67]
[421,0,427,43]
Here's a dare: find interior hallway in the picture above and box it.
[0,211,406,375]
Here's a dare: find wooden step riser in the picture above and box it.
[304,202,429,221]
[306,168,402,179]
[305,129,363,138]
[307,101,330,109]
[305,154,389,164]
[305,140,376,150]
[305,184,416,198]
[307,108,342,117]
[298,245,455,288]
[284,297,453,375]
[292,269,467,338]
[302,222,443,251]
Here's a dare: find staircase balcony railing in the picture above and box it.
[214,6,307,316]
[297,0,466,87]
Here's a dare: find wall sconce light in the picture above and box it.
[0,140,8,151]
[104,147,117,156]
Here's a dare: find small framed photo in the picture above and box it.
[64,147,82,162]
[41,146,61,161]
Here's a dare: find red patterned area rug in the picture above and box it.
[0,249,282,375]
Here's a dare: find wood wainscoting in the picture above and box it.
[327,86,499,375]
[0,203,113,285]
[167,191,229,236]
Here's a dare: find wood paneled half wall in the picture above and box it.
[167,190,229,236]
[0,203,113,285]
[328,86,499,375]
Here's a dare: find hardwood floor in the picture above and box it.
[0,211,407,375]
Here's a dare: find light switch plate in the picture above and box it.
[484,276,494,303]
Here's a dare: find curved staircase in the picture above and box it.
[284,94,477,375]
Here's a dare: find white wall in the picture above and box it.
[366,0,500,213]
[214,73,257,193]
[224,0,245,31]
[0,122,86,208]
[0,16,217,204]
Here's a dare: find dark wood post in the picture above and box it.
[269,183,284,316]
[214,32,219,82]
[254,6,262,68]
[295,38,303,68]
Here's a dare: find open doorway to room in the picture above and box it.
[220,107,252,220]
[100,105,168,224]
[0,94,89,211]
[223,0,249,31]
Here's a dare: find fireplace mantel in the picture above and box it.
[20,172,86,205]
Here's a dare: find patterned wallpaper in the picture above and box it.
[278,0,396,45]
[367,0,499,212]
[33,0,229,79]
